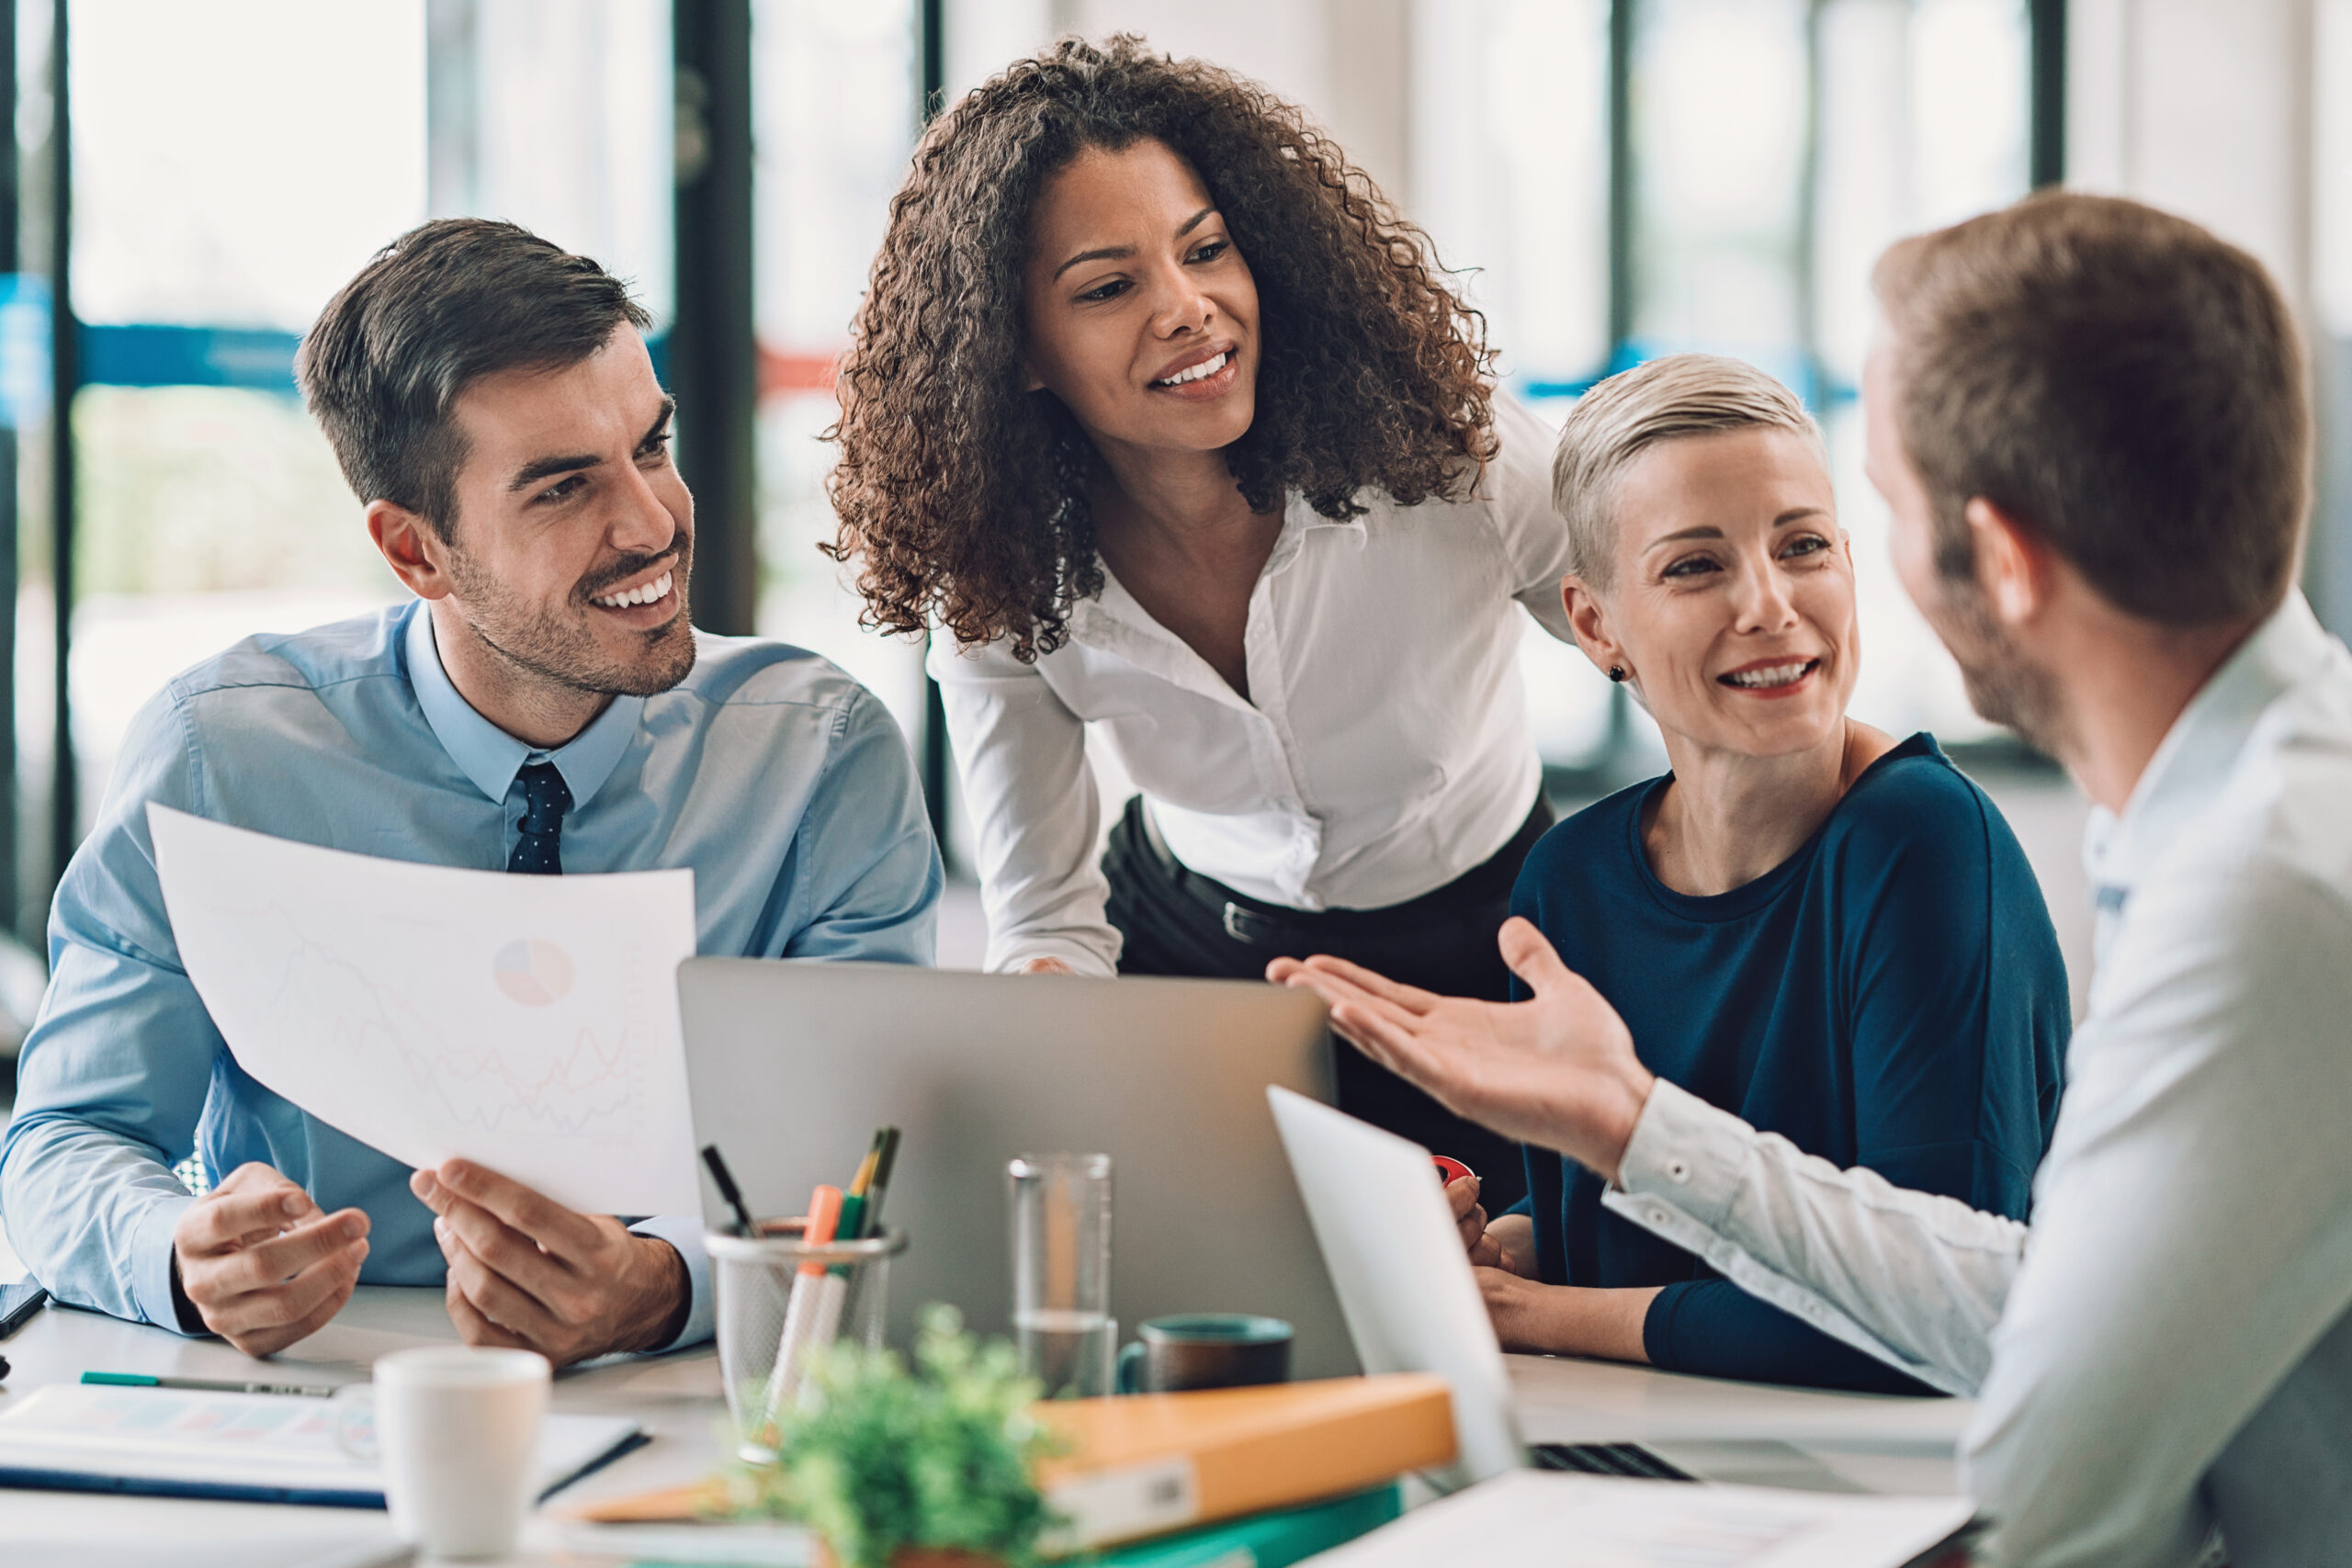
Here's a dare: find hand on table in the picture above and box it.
[171,1162,369,1356]
[411,1160,688,1367]
[1474,1269,1657,1363]
[1268,917,1657,1182]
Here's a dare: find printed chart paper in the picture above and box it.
[149,804,701,1215]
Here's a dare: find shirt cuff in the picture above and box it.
[988,938,1118,977]
[132,1190,200,1334]
[628,1215,715,1351]
[1613,1077,1750,1228]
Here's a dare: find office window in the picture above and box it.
[54,1,427,885]
[1813,0,2028,739]
[1412,0,1623,773]
[751,0,926,744]
[1413,0,2034,780]
[33,0,677,927]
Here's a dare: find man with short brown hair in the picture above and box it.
[0,220,941,1363]
[1277,192,2352,1566]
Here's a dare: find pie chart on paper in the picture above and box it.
[492,938,576,1007]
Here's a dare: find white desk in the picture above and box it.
[0,1289,1964,1563]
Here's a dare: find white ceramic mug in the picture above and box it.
[334,1346,550,1558]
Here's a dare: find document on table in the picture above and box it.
[1310,1470,1977,1568]
[0,1383,641,1507]
[149,804,702,1215]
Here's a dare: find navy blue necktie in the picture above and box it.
[508,762,571,875]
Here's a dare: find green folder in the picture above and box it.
[1091,1483,1403,1567]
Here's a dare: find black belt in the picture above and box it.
[1133,795,1555,952]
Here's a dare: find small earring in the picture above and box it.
[1608,666,1626,683]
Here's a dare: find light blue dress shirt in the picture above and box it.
[0,601,941,1349]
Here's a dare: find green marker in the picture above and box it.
[83,1371,338,1398]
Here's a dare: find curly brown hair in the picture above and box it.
[826,34,1497,662]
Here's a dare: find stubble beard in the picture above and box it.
[447,544,699,700]
[1935,571,2074,761]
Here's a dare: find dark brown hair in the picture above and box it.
[297,218,650,540]
[1874,192,2309,626]
[827,34,1497,661]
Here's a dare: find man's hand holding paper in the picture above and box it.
[145,807,706,1365]
[412,1159,688,1365]
[171,1163,372,1357]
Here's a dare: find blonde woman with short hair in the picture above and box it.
[1405,354,2071,1392]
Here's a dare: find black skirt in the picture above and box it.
[1100,794,1553,1215]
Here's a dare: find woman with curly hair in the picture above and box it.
[828,35,1576,1204]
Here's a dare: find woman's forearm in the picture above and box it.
[1477,1276,1662,1363]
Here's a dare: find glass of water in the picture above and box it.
[1009,1151,1114,1399]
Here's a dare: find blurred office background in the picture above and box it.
[0,0,2340,1032]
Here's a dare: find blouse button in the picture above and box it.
[1665,1158,1691,1184]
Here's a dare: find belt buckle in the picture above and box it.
[1222,901,1269,944]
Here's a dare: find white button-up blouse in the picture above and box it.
[930,396,1577,975]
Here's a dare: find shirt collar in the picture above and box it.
[401,602,644,808]
[1068,491,1363,693]
[2081,592,2335,933]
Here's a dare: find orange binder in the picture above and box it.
[1033,1372,1457,1550]
[569,1371,1458,1551]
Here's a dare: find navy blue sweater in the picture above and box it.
[1510,734,2069,1393]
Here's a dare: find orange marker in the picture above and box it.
[756,1182,850,1439]
[798,1184,843,1277]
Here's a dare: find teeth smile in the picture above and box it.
[593,570,673,610]
[1723,660,1816,689]
[1153,351,1229,388]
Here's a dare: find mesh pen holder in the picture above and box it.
[709,1223,909,1463]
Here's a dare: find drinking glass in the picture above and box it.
[1009,1151,1114,1399]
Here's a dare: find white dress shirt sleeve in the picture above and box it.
[1606,1078,2022,1399]
[1481,396,1577,643]
[928,633,1120,976]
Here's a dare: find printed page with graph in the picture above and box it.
[0,1384,641,1506]
[147,803,702,1215]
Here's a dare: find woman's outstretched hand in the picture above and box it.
[1266,917,1657,1183]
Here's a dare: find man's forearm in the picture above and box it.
[1604,1080,2020,1394]
[0,1113,198,1329]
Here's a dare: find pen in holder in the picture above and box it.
[709,1221,909,1463]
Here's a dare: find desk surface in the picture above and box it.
[0,1288,1967,1563]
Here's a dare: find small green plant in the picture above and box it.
[728,1304,1066,1568]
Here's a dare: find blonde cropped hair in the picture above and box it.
[1551,353,1826,591]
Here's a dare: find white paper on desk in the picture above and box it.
[1310,1470,1976,1568]
[149,804,701,1215]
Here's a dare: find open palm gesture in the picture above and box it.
[1268,918,1657,1182]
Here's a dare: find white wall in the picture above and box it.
[2068,0,2315,309]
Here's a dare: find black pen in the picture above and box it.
[699,1145,762,1238]
[859,1127,902,1238]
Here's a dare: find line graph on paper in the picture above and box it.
[149,805,704,1215]
[253,907,659,1142]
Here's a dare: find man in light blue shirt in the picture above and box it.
[0,219,940,1363]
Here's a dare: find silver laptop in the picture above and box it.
[1268,1085,1529,1486]
[1267,1089,1905,1494]
[675,959,1360,1379]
